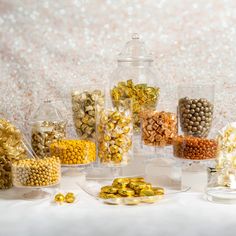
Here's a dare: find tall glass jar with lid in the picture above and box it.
[31,100,67,159]
[110,33,160,134]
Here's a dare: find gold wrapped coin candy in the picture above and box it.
[97,110,132,165]
[98,177,164,205]
[111,79,160,132]
[0,119,27,189]
[12,156,60,187]
[50,140,96,165]
[71,90,104,140]
[31,121,66,158]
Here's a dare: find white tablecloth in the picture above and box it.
[0,174,236,236]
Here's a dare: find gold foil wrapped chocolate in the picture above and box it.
[72,90,104,139]
[0,119,27,189]
[31,121,66,158]
[97,109,132,165]
[111,79,160,132]
[99,177,164,204]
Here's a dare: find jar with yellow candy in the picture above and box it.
[96,99,133,166]
[50,139,96,166]
[110,34,160,133]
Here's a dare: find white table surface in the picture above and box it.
[0,174,236,236]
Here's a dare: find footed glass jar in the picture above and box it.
[110,34,160,133]
[97,99,133,167]
[31,100,67,158]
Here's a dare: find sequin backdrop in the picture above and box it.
[0,0,236,137]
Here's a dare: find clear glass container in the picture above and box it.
[96,99,133,167]
[110,33,160,133]
[0,118,27,189]
[71,84,105,141]
[206,122,236,203]
[177,84,214,138]
[50,139,96,166]
[12,156,61,187]
[31,100,67,158]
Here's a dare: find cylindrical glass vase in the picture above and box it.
[71,84,105,140]
[97,99,133,167]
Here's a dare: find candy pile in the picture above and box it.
[111,79,160,132]
[54,192,75,204]
[0,119,27,189]
[31,121,66,158]
[12,156,60,187]
[50,140,96,165]
[173,136,218,160]
[97,110,132,165]
[179,97,214,137]
[71,90,104,139]
[216,123,236,188]
[99,177,164,203]
[140,110,177,146]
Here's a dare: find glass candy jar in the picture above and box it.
[97,99,133,167]
[31,100,67,158]
[178,84,214,138]
[71,85,105,140]
[110,33,160,133]
[0,119,27,189]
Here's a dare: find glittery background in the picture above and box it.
[1,0,236,137]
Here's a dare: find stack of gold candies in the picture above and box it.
[71,89,104,139]
[99,177,164,204]
[50,140,96,165]
[97,106,132,165]
[31,121,66,158]
[0,119,27,189]
[111,79,160,132]
[12,156,60,187]
[216,123,236,188]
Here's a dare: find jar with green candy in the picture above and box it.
[110,34,160,133]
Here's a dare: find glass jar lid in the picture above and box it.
[31,100,64,123]
[118,33,153,62]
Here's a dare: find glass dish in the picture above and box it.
[77,178,190,205]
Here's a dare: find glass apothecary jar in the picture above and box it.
[31,100,67,158]
[96,99,133,167]
[71,84,105,140]
[110,33,160,133]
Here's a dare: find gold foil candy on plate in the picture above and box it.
[152,187,165,195]
[139,189,155,197]
[112,178,130,188]
[118,188,135,197]
[101,186,118,194]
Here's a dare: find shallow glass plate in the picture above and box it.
[205,187,236,204]
[77,179,190,205]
